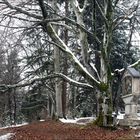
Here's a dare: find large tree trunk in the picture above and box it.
[37,0,63,118]
[52,0,63,118]
[99,0,113,126]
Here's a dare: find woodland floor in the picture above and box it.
[0,120,139,140]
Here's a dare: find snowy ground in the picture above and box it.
[0,113,128,130]
[60,117,96,125]
[116,112,125,120]
[0,123,28,140]
[0,114,133,140]
[0,123,28,130]
[0,133,14,140]
[59,113,126,125]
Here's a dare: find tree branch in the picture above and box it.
[41,16,101,44]
[95,0,108,26]
[46,23,100,86]
[0,72,94,92]
[114,59,140,73]
[2,0,42,19]
[113,2,139,30]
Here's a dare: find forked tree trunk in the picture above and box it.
[99,0,113,126]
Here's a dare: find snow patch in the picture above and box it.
[59,118,77,124]
[135,133,140,138]
[0,133,14,140]
[0,123,28,130]
[117,113,125,120]
[39,119,45,122]
[60,117,96,125]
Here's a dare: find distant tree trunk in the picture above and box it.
[71,85,76,119]
[52,0,63,118]
[92,0,101,117]
[7,90,12,125]
[62,80,67,118]
[13,89,17,124]
[62,1,69,119]
[54,48,63,118]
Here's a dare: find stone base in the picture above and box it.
[124,114,137,118]
[118,118,140,126]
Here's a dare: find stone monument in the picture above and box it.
[120,68,140,126]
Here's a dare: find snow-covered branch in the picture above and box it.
[129,59,140,68]
[42,16,101,43]
[90,62,101,81]
[71,0,87,13]
[2,0,101,44]
[46,23,100,86]
[49,22,74,32]
[82,0,88,12]
[114,59,140,74]
[55,73,93,88]
[0,72,94,92]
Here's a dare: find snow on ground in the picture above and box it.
[39,119,45,122]
[0,133,14,140]
[60,117,96,125]
[117,113,125,120]
[0,123,28,130]
[59,118,77,123]
[60,114,126,125]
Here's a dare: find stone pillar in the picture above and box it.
[125,103,130,116]
[125,103,137,119]
[130,103,137,118]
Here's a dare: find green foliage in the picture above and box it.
[98,96,103,104]
[21,104,43,122]
[74,88,96,117]
[21,83,48,122]
[99,82,109,92]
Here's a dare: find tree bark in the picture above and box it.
[70,0,91,72]
[62,0,69,119]
[52,0,63,118]
[100,0,113,126]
